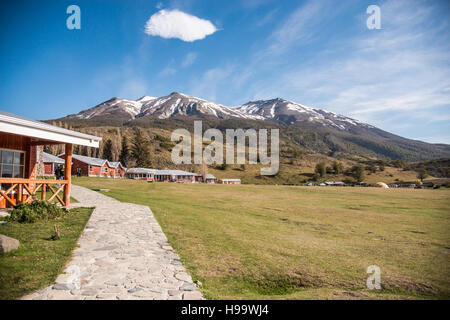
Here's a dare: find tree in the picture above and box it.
[391,159,405,169]
[332,161,343,174]
[417,168,428,182]
[81,146,88,156]
[130,128,152,167]
[352,165,365,182]
[119,136,130,167]
[102,139,113,161]
[315,162,326,178]
[366,164,377,174]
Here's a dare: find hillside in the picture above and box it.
[56,92,450,162]
[41,123,448,186]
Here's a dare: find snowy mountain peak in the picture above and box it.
[136,96,156,104]
[238,98,372,130]
[65,92,371,131]
[140,92,264,120]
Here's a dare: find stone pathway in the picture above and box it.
[22,185,204,300]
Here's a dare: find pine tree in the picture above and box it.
[119,136,130,167]
[102,139,113,161]
[332,161,343,174]
[130,128,152,167]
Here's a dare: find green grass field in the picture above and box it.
[73,177,450,299]
[0,207,93,300]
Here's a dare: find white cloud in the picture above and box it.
[144,9,218,42]
[181,52,197,67]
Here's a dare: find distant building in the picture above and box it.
[126,168,154,181]
[109,161,127,178]
[220,178,241,185]
[154,169,196,183]
[43,152,65,177]
[325,181,345,186]
[205,174,217,184]
[126,168,199,183]
[58,154,125,178]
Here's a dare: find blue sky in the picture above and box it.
[1,0,449,143]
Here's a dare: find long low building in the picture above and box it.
[219,178,241,185]
[126,168,217,184]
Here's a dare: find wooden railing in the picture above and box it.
[0,178,69,207]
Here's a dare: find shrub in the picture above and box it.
[315,162,326,178]
[8,200,66,223]
[351,165,365,182]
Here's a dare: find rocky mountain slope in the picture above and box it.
[57,92,450,162]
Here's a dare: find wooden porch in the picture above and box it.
[0,143,73,208]
[0,110,101,209]
[0,178,70,207]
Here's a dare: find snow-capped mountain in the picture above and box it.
[67,97,149,120]
[238,98,373,130]
[56,92,450,161]
[66,92,371,131]
[139,92,263,120]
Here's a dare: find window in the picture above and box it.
[0,149,25,179]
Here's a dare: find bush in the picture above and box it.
[8,200,66,223]
[315,162,326,178]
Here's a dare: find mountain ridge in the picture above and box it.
[57,92,450,162]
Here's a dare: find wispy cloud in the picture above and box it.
[181,52,197,67]
[144,9,218,42]
[267,1,323,54]
[190,65,234,102]
[159,65,177,77]
[254,8,278,28]
[227,0,450,142]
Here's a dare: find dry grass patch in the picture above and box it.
[74,177,450,299]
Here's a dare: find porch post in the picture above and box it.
[64,143,72,208]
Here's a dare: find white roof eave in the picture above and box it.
[0,112,101,147]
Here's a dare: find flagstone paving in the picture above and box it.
[22,184,203,300]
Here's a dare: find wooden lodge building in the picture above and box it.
[109,162,127,178]
[58,154,126,178]
[0,111,101,208]
[43,151,65,177]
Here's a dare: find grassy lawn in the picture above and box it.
[0,207,93,300]
[74,177,450,299]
